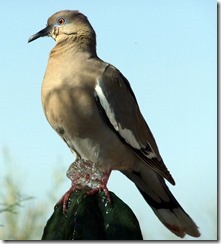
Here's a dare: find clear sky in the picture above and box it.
[0,0,217,240]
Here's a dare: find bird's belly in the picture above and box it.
[42,87,137,171]
[65,131,137,172]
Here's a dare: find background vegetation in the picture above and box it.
[0,148,66,240]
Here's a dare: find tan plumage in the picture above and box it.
[28,10,200,238]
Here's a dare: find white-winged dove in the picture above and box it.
[28,10,200,238]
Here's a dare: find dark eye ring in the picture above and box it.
[57,18,65,25]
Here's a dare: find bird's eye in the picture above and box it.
[57,18,65,25]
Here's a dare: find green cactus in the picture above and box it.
[42,190,143,240]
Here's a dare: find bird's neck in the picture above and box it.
[50,33,97,58]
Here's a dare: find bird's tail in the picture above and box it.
[121,164,200,238]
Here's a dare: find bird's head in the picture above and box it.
[28,10,96,47]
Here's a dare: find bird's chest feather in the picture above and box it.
[41,75,118,167]
[41,71,100,137]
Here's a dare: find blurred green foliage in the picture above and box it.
[0,147,66,240]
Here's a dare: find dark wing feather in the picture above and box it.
[94,64,175,185]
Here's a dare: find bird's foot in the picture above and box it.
[86,170,111,202]
[55,185,77,215]
[56,159,111,215]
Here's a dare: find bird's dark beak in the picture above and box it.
[28,25,52,43]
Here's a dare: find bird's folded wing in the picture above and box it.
[94,64,175,185]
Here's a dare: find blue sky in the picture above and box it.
[0,0,217,240]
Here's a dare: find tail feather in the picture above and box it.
[121,166,200,238]
[139,187,200,238]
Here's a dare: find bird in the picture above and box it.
[28,10,200,238]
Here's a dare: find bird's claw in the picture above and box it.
[55,160,112,215]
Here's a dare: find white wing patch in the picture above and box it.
[118,124,141,149]
[95,80,141,149]
[146,151,157,159]
[95,83,119,131]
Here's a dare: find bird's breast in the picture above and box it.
[41,55,107,134]
[42,79,99,135]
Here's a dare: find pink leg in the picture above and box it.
[86,170,111,202]
[55,185,76,214]
[56,159,112,214]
